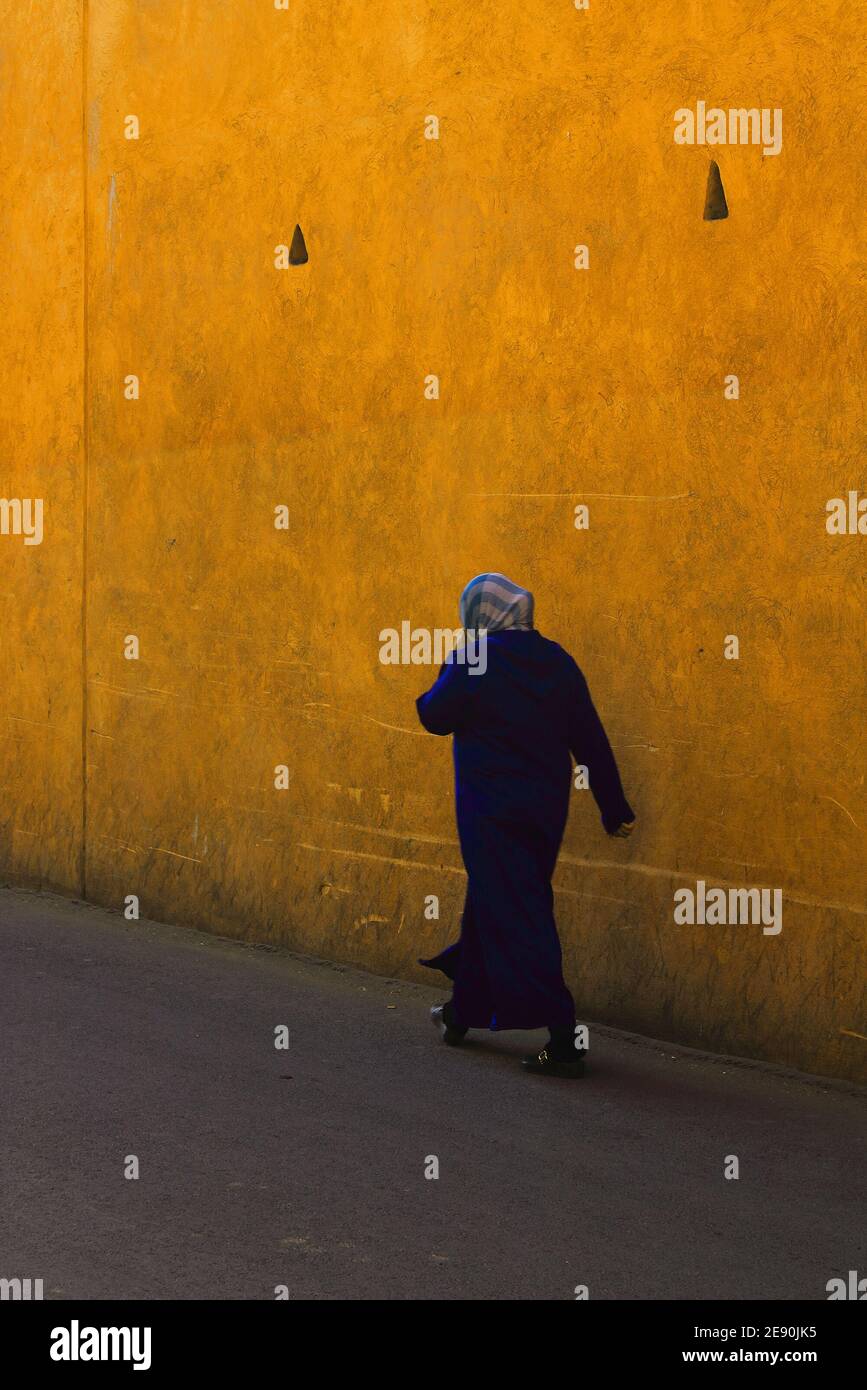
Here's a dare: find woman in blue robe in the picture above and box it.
[416,573,635,1078]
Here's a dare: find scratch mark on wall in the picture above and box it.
[469,491,696,502]
[151,847,203,864]
[289,813,458,847]
[87,98,100,168]
[303,702,429,736]
[820,795,860,831]
[557,888,635,906]
[557,852,867,918]
[95,835,139,855]
[297,842,466,876]
[89,681,162,699]
[107,172,117,253]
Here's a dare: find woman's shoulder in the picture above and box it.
[532,631,581,670]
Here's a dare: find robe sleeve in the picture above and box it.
[416,656,477,736]
[568,664,634,833]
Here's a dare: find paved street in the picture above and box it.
[2,886,864,1300]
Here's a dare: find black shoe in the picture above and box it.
[522,1045,586,1079]
[430,1003,468,1047]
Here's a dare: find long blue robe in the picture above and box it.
[416,630,633,1031]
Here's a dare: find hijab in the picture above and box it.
[459,572,535,634]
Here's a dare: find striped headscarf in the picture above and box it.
[459,573,535,634]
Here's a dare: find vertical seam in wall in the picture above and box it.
[80,0,89,899]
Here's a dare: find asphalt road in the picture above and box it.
[2,886,864,1300]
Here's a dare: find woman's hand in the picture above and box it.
[609,818,636,839]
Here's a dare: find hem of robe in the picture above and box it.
[418,949,570,1032]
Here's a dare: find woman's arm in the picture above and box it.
[568,665,635,835]
[416,656,476,736]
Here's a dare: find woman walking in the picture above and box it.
[416,573,635,1078]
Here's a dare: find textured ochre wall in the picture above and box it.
[2,3,865,1081]
[0,1,84,892]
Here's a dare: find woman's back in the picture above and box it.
[417,627,632,836]
[452,629,576,813]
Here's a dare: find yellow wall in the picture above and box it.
[2,2,864,1081]
[0,1,84,892]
